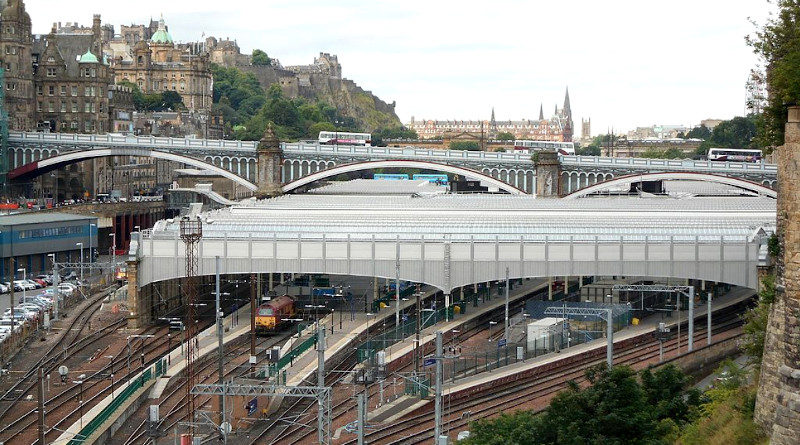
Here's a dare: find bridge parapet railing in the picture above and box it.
[561,155,777,173]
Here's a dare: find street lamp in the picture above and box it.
[17,268,26,303]
[76,242,84,283]
[127,334,155,375]
[109,233,116,266]
[89,223,96,266]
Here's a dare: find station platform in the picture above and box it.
[53,305,252,445]
[371,286,756,422]
[279,287,439,388]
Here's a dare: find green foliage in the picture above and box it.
[210,64,359,141]
[685,125,712,140]
[742,273,775,364]
[677,365,767,445]
[576,144,601,156]
[767,233,780,259]
[640,147,687,159]
[371,126,419,146]
[449,140,481,151]
[464,364,700,445]
[118,81,184,112]
[252,49,271,66]
[747,1,800,147]
[496,131,514,141]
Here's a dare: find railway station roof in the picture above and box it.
[150,192,776,242]
[306,179,446,195]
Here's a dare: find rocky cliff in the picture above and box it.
[237,65,401,132]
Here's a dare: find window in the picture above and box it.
[47,56,55,63]
[85,121,91,132]
[90,68,96,78]
[60,102,66,113]
[71,86,78,96]
[48,86,54,96]
[46,67,56,77]
[71,121,78,130]
[71,102,77,113]
[36,101,41,112]
[47,101,54,112]
[84,102,91,113]
[60,85,66,96]
[36,85,42,96]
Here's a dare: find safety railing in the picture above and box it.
[67,358,167,445]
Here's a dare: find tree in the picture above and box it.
[464,364,701,445]
[747,0,800,147]
[708,116,757,149]
[161,90,184,110]
[252,49,272,66]
[577,144,601,156]
[685,125,712,140]
[449,140,480,151]
[496,131,514,141]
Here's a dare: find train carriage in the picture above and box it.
[255,295,296,334]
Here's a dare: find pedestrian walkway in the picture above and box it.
[53,305,252,445]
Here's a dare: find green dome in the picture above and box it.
[151,16,173,44]
[78,49,98,64]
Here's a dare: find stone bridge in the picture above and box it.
[5,131,778,197]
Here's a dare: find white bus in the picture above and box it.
[707,148,762,162]
[318,131,371,146]
[513,140,575,155]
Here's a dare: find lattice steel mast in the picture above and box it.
[180,216,202,438]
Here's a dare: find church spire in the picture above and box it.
[563,86,572,116]
[539,103,544,121]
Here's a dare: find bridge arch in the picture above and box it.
[281,160,526,194]
[8,148,258,191]
[564,171,777,199]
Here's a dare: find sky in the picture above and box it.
[26,0,773,135]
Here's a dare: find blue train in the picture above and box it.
[373,173,410,180]
[412,174,449,185]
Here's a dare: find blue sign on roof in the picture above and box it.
[423,357,436,367]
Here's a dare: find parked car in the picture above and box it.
[33,278,47,288]
[0,317,25,332]
[36,275,53,285]
[25,279,43,289]
[0,283,8,293]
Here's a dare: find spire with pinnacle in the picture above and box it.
[563,86,572,116]
[539,104,544,121]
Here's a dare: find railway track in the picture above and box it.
[120,332,291,445]
[356,303,749,444]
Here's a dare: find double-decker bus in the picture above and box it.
[707,148,763,162]
[318,131,372,146]
[512,140,575,155]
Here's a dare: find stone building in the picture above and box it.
[110,16,213,113]
[408,88,574,142]
[32,25,112,133]
[0,0,34,131]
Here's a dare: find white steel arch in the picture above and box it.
[281,160,527,194]
[565,172,777,199]
[9,148,258,191]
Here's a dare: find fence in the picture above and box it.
[67,358,167,444]
[265,330,318,378]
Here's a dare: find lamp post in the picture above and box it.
[89,223,96,266]
[76,242,84,283]
[48,253,59,320]
[17,267,26,303]
[109,233,116,266]
[127,334,155,375]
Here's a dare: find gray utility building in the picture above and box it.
[0,213,98,281]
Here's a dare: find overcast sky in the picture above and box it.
[27,0,772,135]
